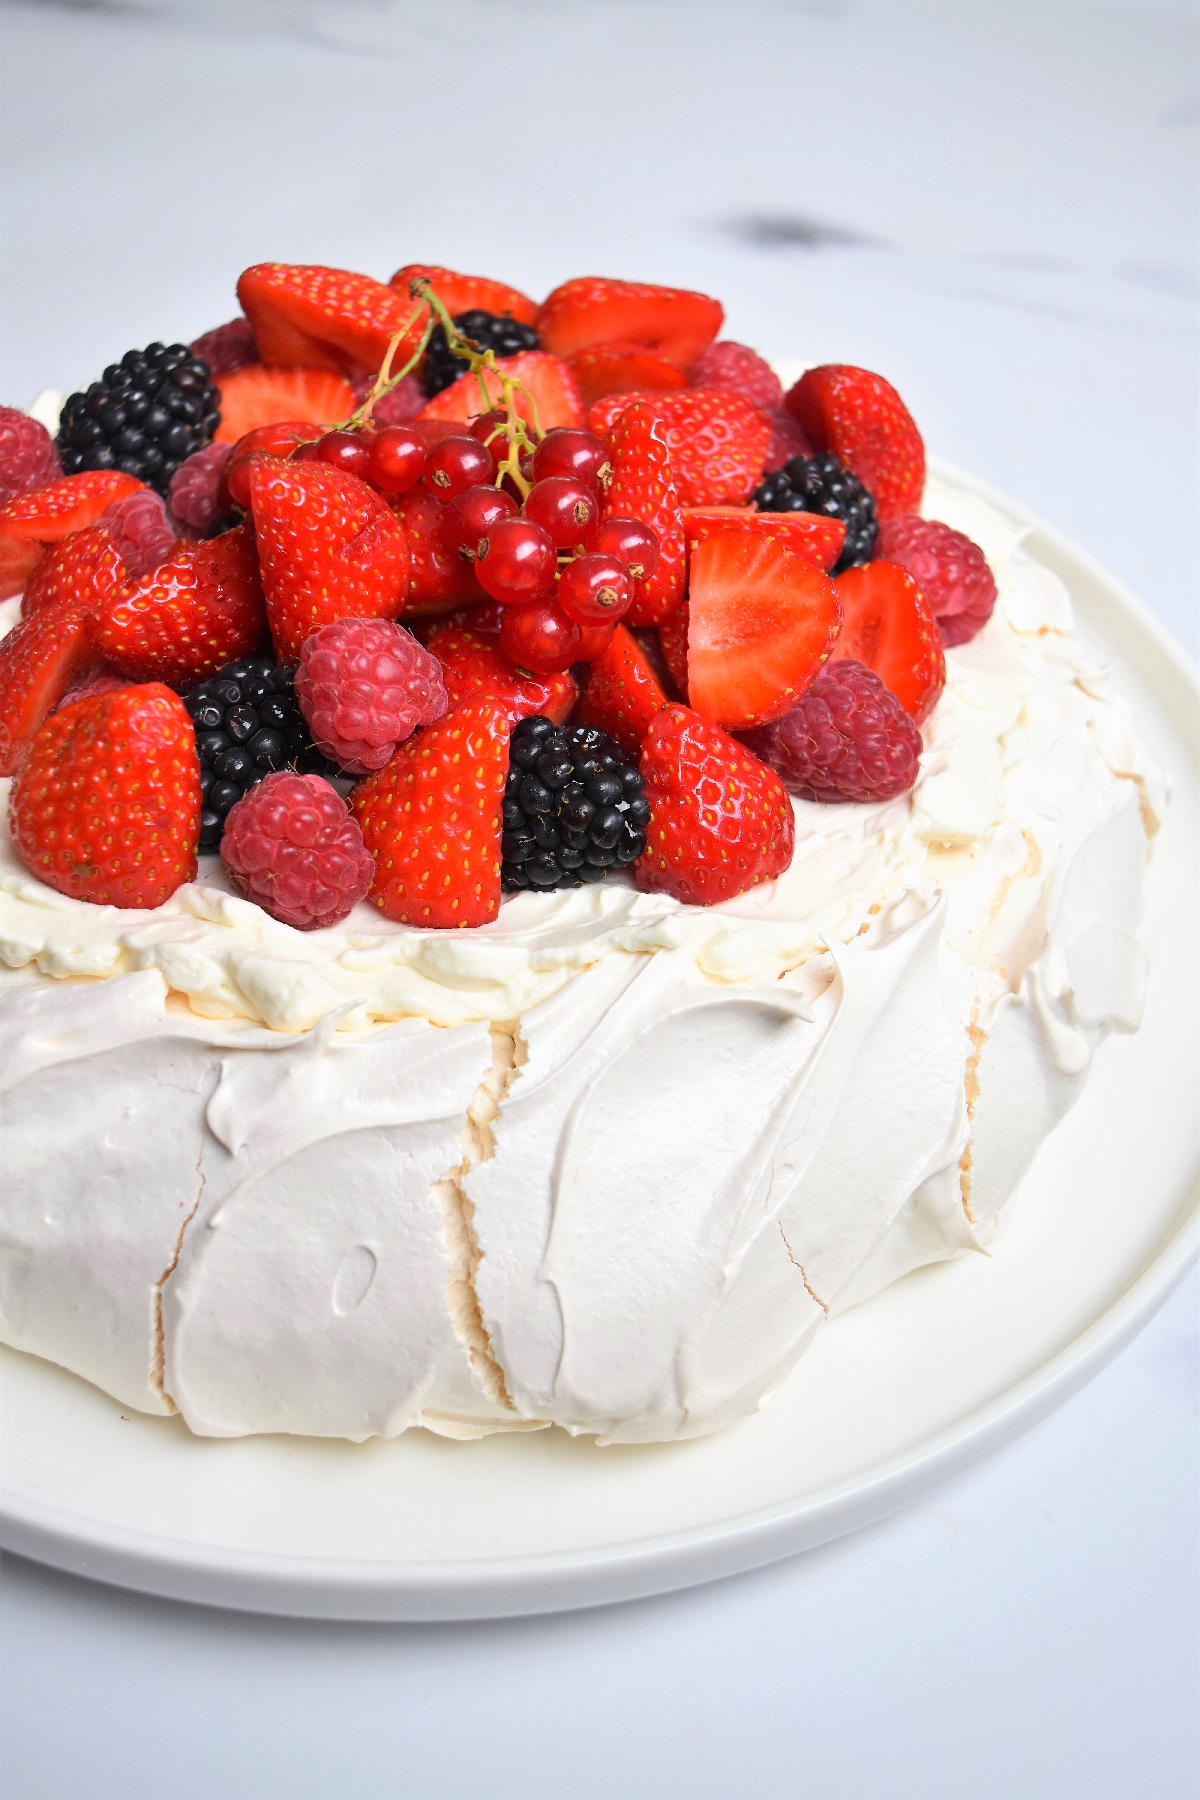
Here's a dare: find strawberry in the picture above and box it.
[682,505,845,571]
[0,602,102,775]
[416,351,583,431]
[537,277,723,371]
[389,263,538,326]
[350,695,510,927]
[686,531,842,730]
[236,263,424,376]
[599,400,685,626]
[213,366,356,445]
[587,389,770,506]
[389,488,481,613]
[567,342,687,409]
[20,524,129,617]
[221,420,324,510]
[657,604,690,697]
[249,460,410,662]
[785,366,925,519]
[0,471,145,599]
[635,704,794,906]
[830,561,945,723]
[8,683,200,908]
[427,623,575,724]
[92,523,266,688]
[577,623,667,756]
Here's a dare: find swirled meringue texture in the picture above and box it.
[0,473,1166,1442]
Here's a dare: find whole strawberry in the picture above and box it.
[875,514,997,646]
[784,365,924,520]
[295,616,448,775]
[635,703,794,905]
[221,772,374,930]
[599,400,685,625]
[745,660,922,804]
[9,684,200,908]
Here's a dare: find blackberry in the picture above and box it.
[183,658,333,852]
[501,716,650,893]
[422,310,540,398]
[56,343,221,497]
[752,452,878,573]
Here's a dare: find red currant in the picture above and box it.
[531,428,613,493]
[500,598,581,674]
[367,425,428,495]
[587,516,661,583]
[555,552,633,625]
[521,476,598,549]
[314,429,373,479]
[444,483,517,554]
[423,434,496,503]
[292,439,325,463]
[475,517,557,605]
[469,409,508,453]
[573,619,617,661]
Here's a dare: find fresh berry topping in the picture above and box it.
[501,714,649,892]
[687,341,783,413]
[0,406,61,507]
[389,488,482,612]
[556,552,632,625]
[475,517,556,606]
[99,487,176,577]
[682,505,845,571]
[537,277,723,370]
[588,388,770,507]
[54,669,127,714]
[294,616,447,775]
[598,400,685,624]
[422,310,541,398]
[567,343,687,408]
[249,460,410,662]
[389,264,538,326]
[745,659,923,804]
[427,624,576,725]
[368,425,428,496]
[351,695,511,927]
[92,521,266,689]
[184,657,330,851]
[417,350,584,432]
[875,514,998,647]
[190,317,259,378]
[212,365,356,445]
[499,597,580,673]
[20,524,127,618]
[237,263,425,376]
[523,475,598,548]
[634,704,794,905]
[311,428,373,480]
[423,433,496,501]
[0,600,103,776]
[444,483,516,553]
[8,683,200,907]
[785,365,925,520]
[220,771,374,931]
[752,453,877,573]
[168,441,236,538]
[831,561,946,723]
[348,371,426,426]
[222,420,322,510]
[657,604,690,697]
[56,345,220,496]
[577,623,667,755]
[586,515,660,582]
[686,531,842,730]
[530,427,613,492]
[0,470,146,599]
[763,408,813,471]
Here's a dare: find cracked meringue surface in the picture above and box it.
[0,474,1165,1442]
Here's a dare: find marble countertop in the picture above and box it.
[1,2,1196,1796]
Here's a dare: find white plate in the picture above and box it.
[1,462,1196,1621]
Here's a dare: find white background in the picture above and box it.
[0,3,1196,1797]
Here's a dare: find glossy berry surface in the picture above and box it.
[444,483,516,552]
[586,515,660,583]
[423,433,495,502]
[184,657,331,850]
[220,771,374,931]
[295,616,448,775]
[0,406,61,506]
[56,344,221,496]
[367,425,427,495]
[522,475,598,548]
[875,513,998,647]
[501,714,650,891]
[753,453,877,573]
[314,429,373,480]
[499,597,580,673]
[475,517,556,604]
[556,552,633,625]
[531,427,612,492]
[745,658,922,803]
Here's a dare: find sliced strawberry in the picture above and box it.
[350,694,510,927]
[213,367,356,444]
[389,488,482,614]
[537,277,723,371]
[657,604,690,697]
[417,351,583,431]
[785,365,925,519]
[21,525,129,617]
[389,263,538,326]
[686,531,841,731]
[599,400,685,626]
[236,263,425,376]
[577,623,668,756]
[426,623,575,725]
[635,704,794,906]
[0,471,145,599]
[567,342,687,409]
[587,389,770,506]
[0,602,103,775]
[682,505,845,571]
[830,561,945,722]
[250,461,410,662]
[91,523,266,689]
[221,419,325,510]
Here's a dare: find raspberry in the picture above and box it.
[190,317,259,377]
[99,488,176,578]
[54,670,127,714]
[875,514,998,647]
[221,771,375,930]
[763,408,812,472]
[0,406,62,507]
[168,442,235,537]
[687,340,783,413]
[746,659,922,804]
[348,372,426,425]
[295,617,448,775]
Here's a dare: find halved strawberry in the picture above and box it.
[657,604,690,697]
[426,623,575,724]
[237,263,425,376]
[588,389,770,506]
[249,461,410,662]
[389,263,538,326]
[830,561,945,722]
[567,342,687,409]
[577,623,668,757]
[599,400,685,626]
[91,523,266,689]
[0,471,145,599]
[214,367,356,444]
[682,505,845,571]
[785,365,925,519]
[21,524,129,617]
[221,419,325,509]
[686,531,842,730]
[537,277,723,371]
[0,602,102,775]
[416,351,583,431]
[389,488,482,614]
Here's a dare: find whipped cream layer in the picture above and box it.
[0,475,1164,1442]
